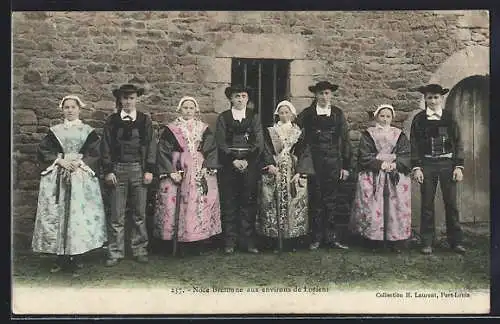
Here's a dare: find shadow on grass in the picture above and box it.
[12,232,490,291]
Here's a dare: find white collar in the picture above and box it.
[120,109,137,121]
[231,107,246,121]
[63,119,82,128]
[276,121,293,128]
[315,104,331,116]
[375,123,391,131]
[426,107,443,118]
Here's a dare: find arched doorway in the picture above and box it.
[444,74,490,223]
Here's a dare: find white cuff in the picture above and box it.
[412,167,422,172]
[40,154,63,176]
[79,160,95,177]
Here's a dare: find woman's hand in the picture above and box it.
[452,167,464,182]
[291,173,301,183]
[57,159,77,172]
[170,172,183,184]
[263,165,278,175]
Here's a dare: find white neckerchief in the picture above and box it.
[375,123,391,131]
[63,119,82,128]
[120,109,137,121]
[316,104,331,117]
[176,117,203,153]
[276,120,293,130]
[426,107,443,120]
[231,107,246,122]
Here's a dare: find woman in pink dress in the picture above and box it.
[349,104,412,253]
[154,96,221,255]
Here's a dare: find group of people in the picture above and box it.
[30,80,467,277]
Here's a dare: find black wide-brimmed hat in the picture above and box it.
[417,84,449,95]
[308,81,339,93]
[224,84,252,99]
[112,84,145,98]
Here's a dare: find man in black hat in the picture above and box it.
[100,84,157,266]
[410,83,466,255]
[215,84,272,254]
[296,81,352,250]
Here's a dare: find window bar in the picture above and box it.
[272,62,277,109]
[258,62,262,115]
[243,61,248,87]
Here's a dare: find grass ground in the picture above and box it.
[12,230,490,291]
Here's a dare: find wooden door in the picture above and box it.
[444,75,490,223]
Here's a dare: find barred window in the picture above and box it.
[231,58,291,127]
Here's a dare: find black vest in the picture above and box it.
[110,112,147,163]
[222,109,257,150]
[422,117,454,156]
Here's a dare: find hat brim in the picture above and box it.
[225,86,252,99]
[113,88,145,98]
[417,86,449,95]
[308,84,339,93]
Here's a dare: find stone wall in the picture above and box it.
[12,10,489,250]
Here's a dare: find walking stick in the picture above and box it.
[61,168,72,256]
[382,172,390,251]
[275,184,284,254]
[172,160,184,257]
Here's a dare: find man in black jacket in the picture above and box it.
[215,84,272,254]
[296,81,352,251]
[410,84,466,255]
[100,84,157,266]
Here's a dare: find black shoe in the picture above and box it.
[453,245,466,254]
[105,258,120,267]
[247,247,259,254]
[421,246,433,255]
[309,242,321,250]
[136,255,149,263]
[330,241,349,250]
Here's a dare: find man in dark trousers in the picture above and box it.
[410,83,466,255]
[215,84,271,254]
[101,84,157,266]
[296,81,352,251]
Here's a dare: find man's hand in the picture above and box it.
[413,169,424,184]
[143,172,153,185]
[339,169,350,181]
[233,159,248,172]
[105,173,118,186]
[452,167,464,182]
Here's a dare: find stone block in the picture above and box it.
[216,33,308,60]
[14,109,37,125]
[198,57,231,83]
[117,35,137,51]
[457,11,489,29]
[290,75,315,98]
[455,27,472,41]
[23,70,42,83]
[17,160,39,181]
[290,60,325,76]
[289,97,314,114]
